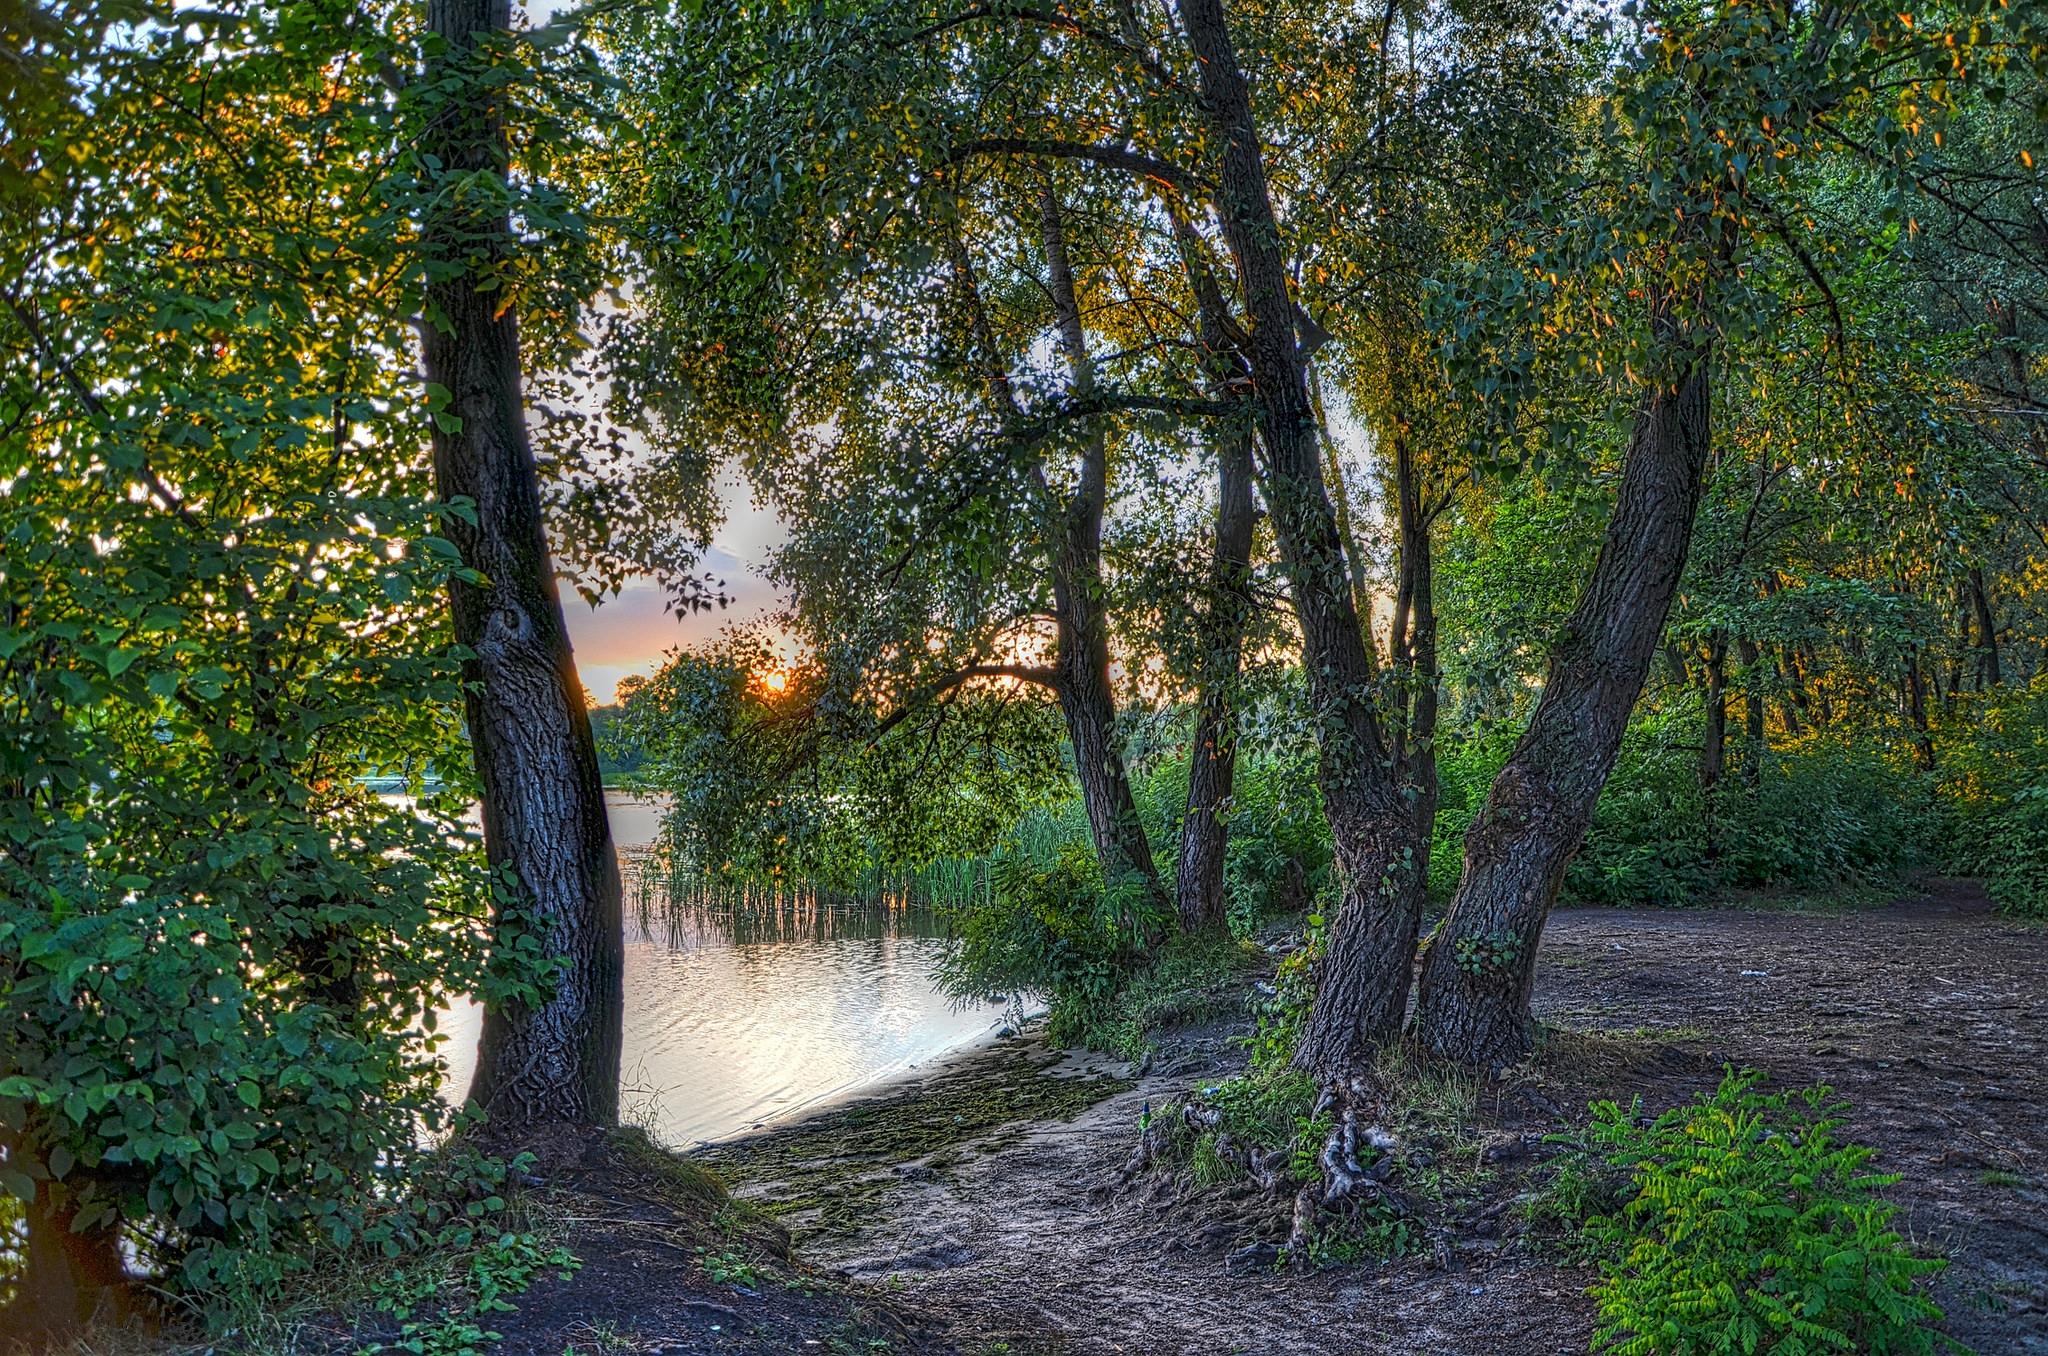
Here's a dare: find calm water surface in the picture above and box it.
[437,792,1008,1146]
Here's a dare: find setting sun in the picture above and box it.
[757,667,790,694]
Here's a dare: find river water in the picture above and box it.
[435,792,1010,1147]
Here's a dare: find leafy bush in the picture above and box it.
[1718,732,1937,892]
[938,846,1164,1047]
[1078,933,1262,1059]
[938,834,1261,1055]
[1579,1070,1949,1355]
[0,2,588,1319]
[362,1223,580,1356]
[1937,677,2048,918]
[0,856,502,1299]
[1212,753,1333,935]
[1430,712,1937,909]
[1430,722,1518,901]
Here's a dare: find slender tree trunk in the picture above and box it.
[1904,645,1936,770]
[1391,424,1441,880]
[1413,356,1714,1067]
[420,0,622,1129]
[1735,634,1766,790]
[1038,183,1166,916]
[1969,564,2002,688]
[1174,0,1425,1075]
[943,205,1160,913]
[1700,632,1727,794]
[1177,426,1257,932]
[1700,631,1726,862]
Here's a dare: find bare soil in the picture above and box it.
[43,883,2036,1356]
[421,1130,942,1356]
[706,880,2045,1356]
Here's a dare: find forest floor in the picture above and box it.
[46,879,2040,1356]
[696,878,2044,1356]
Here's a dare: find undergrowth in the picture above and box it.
[1533,1069,1954,1355]
[357,1229,579,1356]
[182,1143,572,1356]
[939,845,1263,1058]
[1144,920,1491,1267]
[1076,932,1262,1059]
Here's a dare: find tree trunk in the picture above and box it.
[1969,564,2002,688]
[1390,424,1441,882]
[1735,634,1766,790]
[1413,357,1713,1067]
[1904,644,1936,771]
[1177,426,1256,932]
[1772,641,1806,733]
[1174,0,1425,1074]
[420,0,623,1130]
[13,1167,128,1334]
[1700,631,1727,862]
[1037,182,1166,918]
[1700,632,1727,794]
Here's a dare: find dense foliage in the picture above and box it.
[1578,1071,1948,1355]
[0,2,492,1306]
[601,0,2047,944]
[0,0,628,1319]
[6,0,2045,1338]
[1936,677,2048,917]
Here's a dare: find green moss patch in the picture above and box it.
[699,1041,1130,1242]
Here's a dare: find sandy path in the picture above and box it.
[717,885,2045,1355]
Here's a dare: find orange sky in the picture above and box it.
[566,472,786,705]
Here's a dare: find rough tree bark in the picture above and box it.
[420,0,623,1129]
[1174,0,1427,1073]
[1387,415,1442,878]
[1166,206,1260,934]
[1413,355,1714,1068]
[1176,426,1257,932]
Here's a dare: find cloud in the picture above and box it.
[566,470,789,703]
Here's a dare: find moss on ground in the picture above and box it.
[698,1040,1130,1242]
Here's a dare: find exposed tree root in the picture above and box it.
[1107,1073,1426,1269]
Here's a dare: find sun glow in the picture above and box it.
[757,667,790,694]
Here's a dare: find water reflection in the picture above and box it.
[438,793,1008,1148]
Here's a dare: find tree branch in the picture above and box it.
[944,136,1210,197]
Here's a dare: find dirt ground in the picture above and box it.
[708,881,2045,1356]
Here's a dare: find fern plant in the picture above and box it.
[1581,1070,1955,1355]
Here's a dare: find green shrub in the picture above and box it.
[1580,1070,1949,1356]
[1431,722,1519,901]
[1080,933,1261,1058]
[362,1224,580,1356]
[1213,753,1333,934]
[0,866,500,1298]
[0,7,549,1314]
[1427,710,1938,909]
[938,846,1164,1047]
[1937,677,2048,918]
[1719,732,1937,891]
